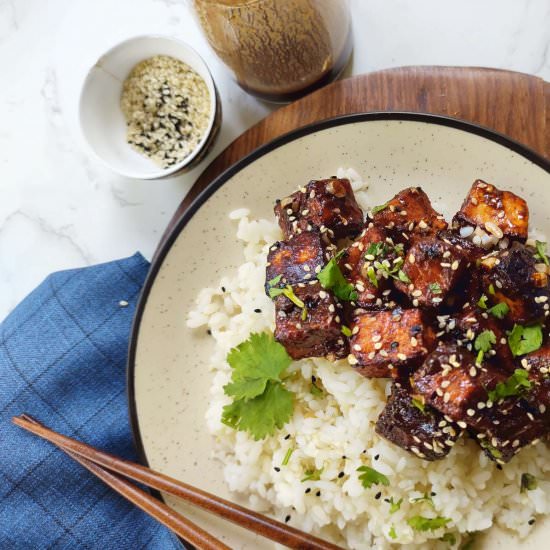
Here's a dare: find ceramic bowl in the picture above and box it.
[79,35,220,180]
[128,113,550,549]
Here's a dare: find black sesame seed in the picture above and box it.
[274,467,280,472]
[375,492,382,500]
[430,491,436,496]
[305,488,311,494]
[342,455,347,459]
[221,286,226,292]
[496,464,503,470]
[254,308,262,313]
[528,519,535,525]
[374,454,380,461]
[207,329,212,335]
[316,491,321,497]
[285,515,291,523]
[284,434,290,440]
[338,472,345,478]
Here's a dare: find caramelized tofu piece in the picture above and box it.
[376,384,462,460]
[370,187,447,236]
[265,231,331,295]
[394,237,465,308]
[452,180,529,241]
[349,309,435,378]
[413,343,507,421]
[438,230,486,264]
[467,398,547,463]
[338,225,397,309]
[274,178,363,240]
[450,307,516,373]
[480,242,550,324]
[274,281,347,360]
[522,345,550,426]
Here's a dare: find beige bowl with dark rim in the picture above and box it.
[128,113,550,548]
[79,35,221,180]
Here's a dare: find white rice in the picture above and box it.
[187,170,550,549]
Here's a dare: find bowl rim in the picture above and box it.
[126,110,550,548]
[78,34,219,180]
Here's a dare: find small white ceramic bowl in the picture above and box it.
[79,35,220,179]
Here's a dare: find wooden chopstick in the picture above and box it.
[18,415,229,550]
[13,414,344,550]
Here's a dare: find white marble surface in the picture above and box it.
[0,0,549,320]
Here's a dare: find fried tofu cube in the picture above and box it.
[480,242,550,324]
[452,180,529,241]
[274,178,363,240]
[274,281,347,360]
[394,237,465,308]
[265,231,331,295]
[338,225,398,309]
[413,343,507,421]
[375,384,462,460]
[349,309,435,378]
[370,187,448,236]
[522,345,550,426]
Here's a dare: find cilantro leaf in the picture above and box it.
[301,468,323,482]
[520,473,537,492]
[267,274,282,287]
[488,368,532,402]
[411,396,426,413]
[366,242,386,257]
[371,202,388,215]
[535,241,550,266]
[477,294,488,309]
[221,381,294,440]
[397,270,411,283]
[366,265,379,288]
[440,532,457,545]
[407,516,451,531]
[317,257,358,301]
[479,439,502,459]
[429,282,442,295]
[508,324,543,356]
[388,525,397,540]
[224,332,292,400]
[388,497,402,514]
[341,325,352,337]
[357,466,390,489]
[488,283,496,295]
[474,330,496,353]
[488,302,509,319]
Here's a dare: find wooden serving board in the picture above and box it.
[165,65,549,238]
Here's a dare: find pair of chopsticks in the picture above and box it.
[12,414,343,550]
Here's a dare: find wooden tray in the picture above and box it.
[165,65,549,239]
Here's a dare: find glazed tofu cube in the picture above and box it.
[522,345,550,426]
[394,237,465,308]
[274,281,347,360]
[375,384,462,461]
[449,306,516,373]
[338,225,398,309]
[370,187,448,237]
[274,178,364,240]
[349,309,435,378]
[467,398,548,463]
[413,343,507,421]
[480,242,550,324]
[452,180,529,241]
[265,231,331,295]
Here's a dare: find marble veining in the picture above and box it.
[0,0,549,319]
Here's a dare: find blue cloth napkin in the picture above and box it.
[0,254,182,550]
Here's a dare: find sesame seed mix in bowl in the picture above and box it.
[120,55,210,168]
[187,168,550,549]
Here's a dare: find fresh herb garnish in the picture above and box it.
[269,284,309,319]
[477,294,488,309]
[371,202,389,215]
[479,439,502,459]
[366,265,379,288]
[488,283,496,295]
[488,368,532,402]
[407,516,451,532]
[366,242,387,257]
[267,274,282,288]
[388,525,397,540]
[474,329,496,364]
[488,302,509,319]
[388,497,403,514]
[282,447,294,466]
[357,466,390,489]
[429,282,442,295]
[508,324,543,356]
[440,532,457,545]
[374,256,409,284]
[410,493,434,507]
[341,325,352,337]
[317,253,358,301]
[397,270,411,283]
[520,473,537,492]
[301,468,323,482]
[535,240,550,266]
[411,396,426,413]
[310,380,323,396]
[221,333,294,440]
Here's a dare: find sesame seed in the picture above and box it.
[409,254,415,264]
